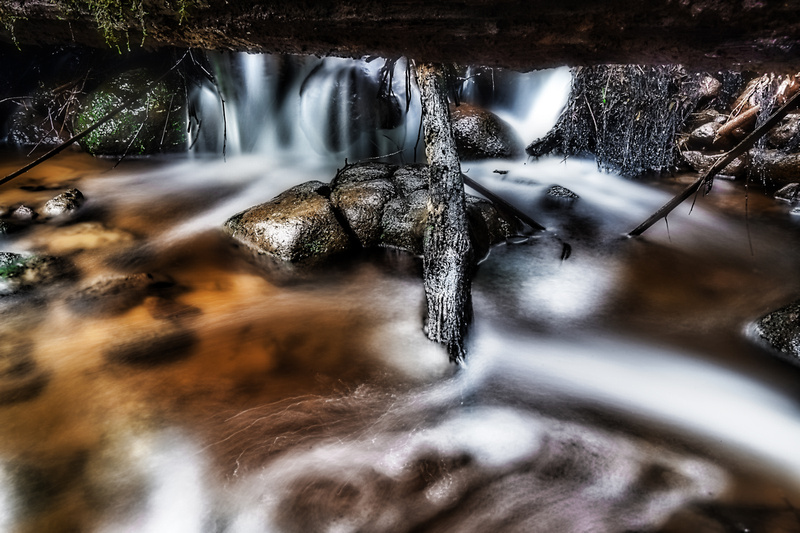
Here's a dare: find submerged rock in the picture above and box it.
[66,273,174,317]
[42,188,85,218]
[542,185,580,209]
[223,181,352,264]
[450,103,521,160]
[0,252,75,295]
[754,301,800,364]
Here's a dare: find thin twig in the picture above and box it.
[461,173,546,231]
[628,88,800,237]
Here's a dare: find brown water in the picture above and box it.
[1,150,800,532]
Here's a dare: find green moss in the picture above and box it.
[58,0,198,49]
[74,68,187,156]
[0,253,28,279]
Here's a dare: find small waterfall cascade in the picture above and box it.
[188,53,572,162]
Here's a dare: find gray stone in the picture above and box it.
[331,178,397,247]
[544,185,580,209]
[223,181,352,263]
[450,103,521,160]
[42,188,85,218]
[391,164,429,197]
[687,121,731,151]
[331,162,398,188]
[380,189,429,255]
[755,300,800,364]
[11,205,38,221]
[466,195,514,259]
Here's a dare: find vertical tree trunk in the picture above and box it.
[415,62,474,363]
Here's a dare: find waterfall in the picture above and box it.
[188,53,572,163]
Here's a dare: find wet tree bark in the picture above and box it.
[415,62,473,363]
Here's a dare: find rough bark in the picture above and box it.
[415,62,473,363]
[2,1,800,70]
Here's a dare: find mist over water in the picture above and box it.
[1,53,800,531]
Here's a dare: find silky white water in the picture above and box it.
[1,54,800,531]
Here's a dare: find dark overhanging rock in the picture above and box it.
[3,1,800,71]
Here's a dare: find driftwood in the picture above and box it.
[415,62,473,363]
[629,88,800,237]
[715,105,759,140]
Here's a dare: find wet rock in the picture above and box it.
[681,150,746,177]
[774,183,800,204]
[42,188,85,218]
[223,181,352,263]
[757,151,800,184]
[466,196,514,259]
[687,121,732,151]
[331,162,397,188]
[11,205,38,221]
[0,252,75,295]
[73,68,186,156]
[380,190,429,255]
[684,109,724,132]
[754,300,800,364]
[450,103,521,160]
[65,273,173,317]
[767,112,800,148]
[698,74,722,100]
[391,164,429,197]
[331,178,397,247]
[5,106,69,148]
[542,185,580,209]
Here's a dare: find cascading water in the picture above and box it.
[2,52,800,532]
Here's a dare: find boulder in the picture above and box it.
[42,188,85,218]
[331,178,397,247]
[754,300,800,364]
[450,103,521,160]
[331,161,397,188]
[380,189,429,255]
[73,68,186,156]
[223,162,519,266]
[223,181,352,263]
[391,164,429,197]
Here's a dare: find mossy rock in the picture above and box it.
[0,252,75,295]
[74,68,186,156]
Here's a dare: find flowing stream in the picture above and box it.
[1,54,800,532]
